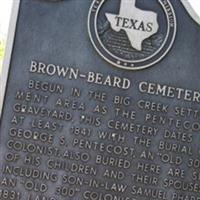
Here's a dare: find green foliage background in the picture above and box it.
[0,39,5,71]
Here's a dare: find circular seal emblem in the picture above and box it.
[88,0,177,70]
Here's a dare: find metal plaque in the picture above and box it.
[1,0,200,199]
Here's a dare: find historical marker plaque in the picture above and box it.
[0,0,200,199]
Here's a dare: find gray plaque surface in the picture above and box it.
[0,0,200,200]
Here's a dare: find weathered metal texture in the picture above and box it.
[0,1,200,200]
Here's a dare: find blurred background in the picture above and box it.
[0,0,200,73]
[0,0,12,73]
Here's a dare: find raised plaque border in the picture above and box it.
[0,0,20,118]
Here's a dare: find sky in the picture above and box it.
[0,0,200,37]
[0,0,200,43]
[0,0,12,72]
[189,0,200,16]
[0,0,13,37]
[0,0,200,72]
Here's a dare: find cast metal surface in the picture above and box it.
[0,0,200,200]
